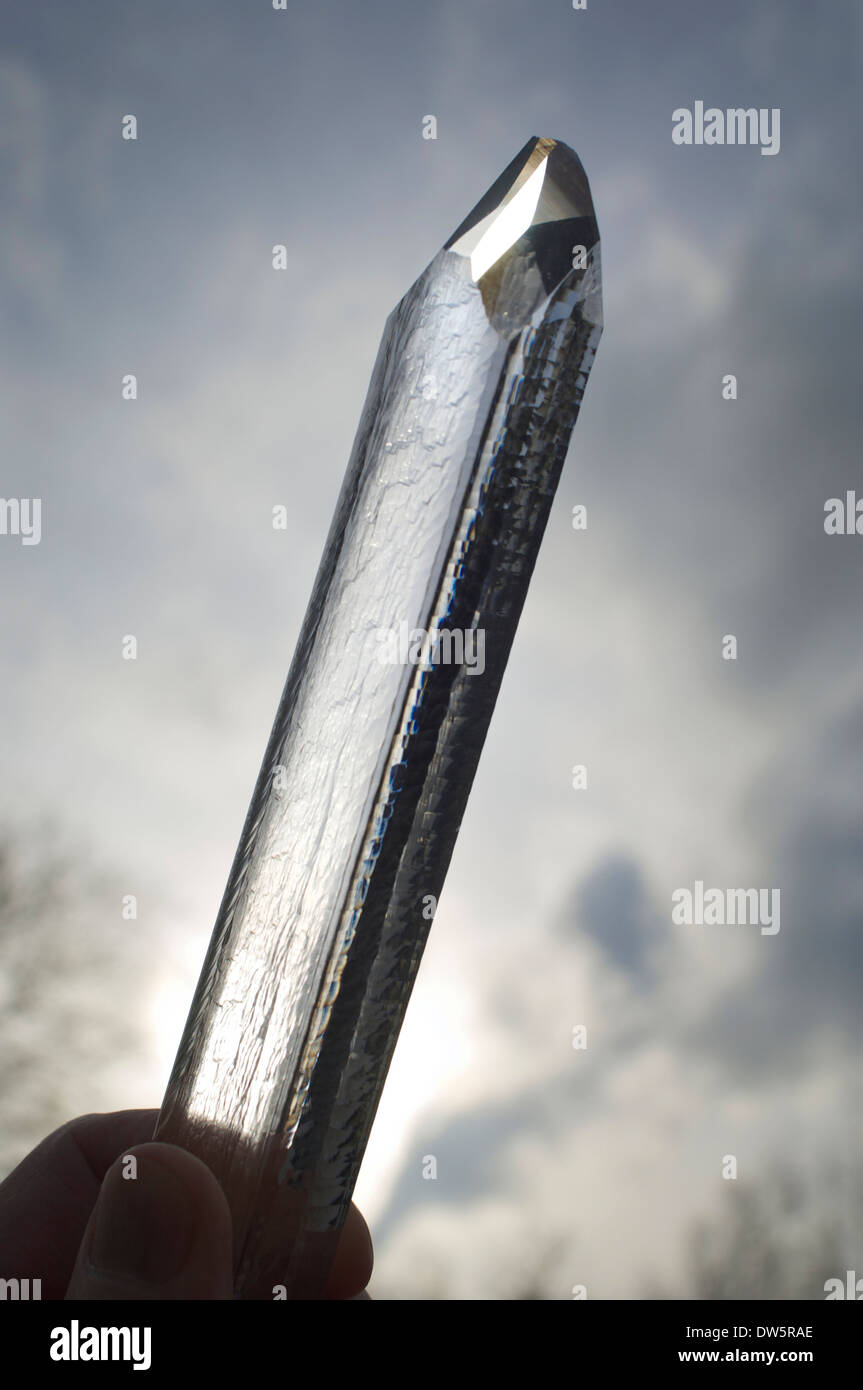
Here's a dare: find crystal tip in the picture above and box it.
[445,136,599,330]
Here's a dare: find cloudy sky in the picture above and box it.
[2,0,862,1298]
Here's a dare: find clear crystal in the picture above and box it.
[156,136,602,1297]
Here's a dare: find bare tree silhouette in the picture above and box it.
[644,1159,862,1301]
[0,825,152,1176]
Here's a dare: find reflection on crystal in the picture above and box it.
[453,155,549,282]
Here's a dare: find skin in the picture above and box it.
[0,1109,373,1300]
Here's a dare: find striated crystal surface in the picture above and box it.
[155,136,602,1298]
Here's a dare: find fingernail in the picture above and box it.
[88,1151,196,1284]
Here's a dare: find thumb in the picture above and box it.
[65,1142,233,1300]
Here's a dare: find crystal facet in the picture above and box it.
[155,136,603,1298]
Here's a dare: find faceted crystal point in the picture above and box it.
[446,136,600,334]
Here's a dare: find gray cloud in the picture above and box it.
[2,0,861,1298]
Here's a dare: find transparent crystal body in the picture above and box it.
[156,136,602,1297]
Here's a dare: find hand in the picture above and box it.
[0,1109,373,1300]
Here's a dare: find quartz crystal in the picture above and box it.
[156,136,603,1298]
